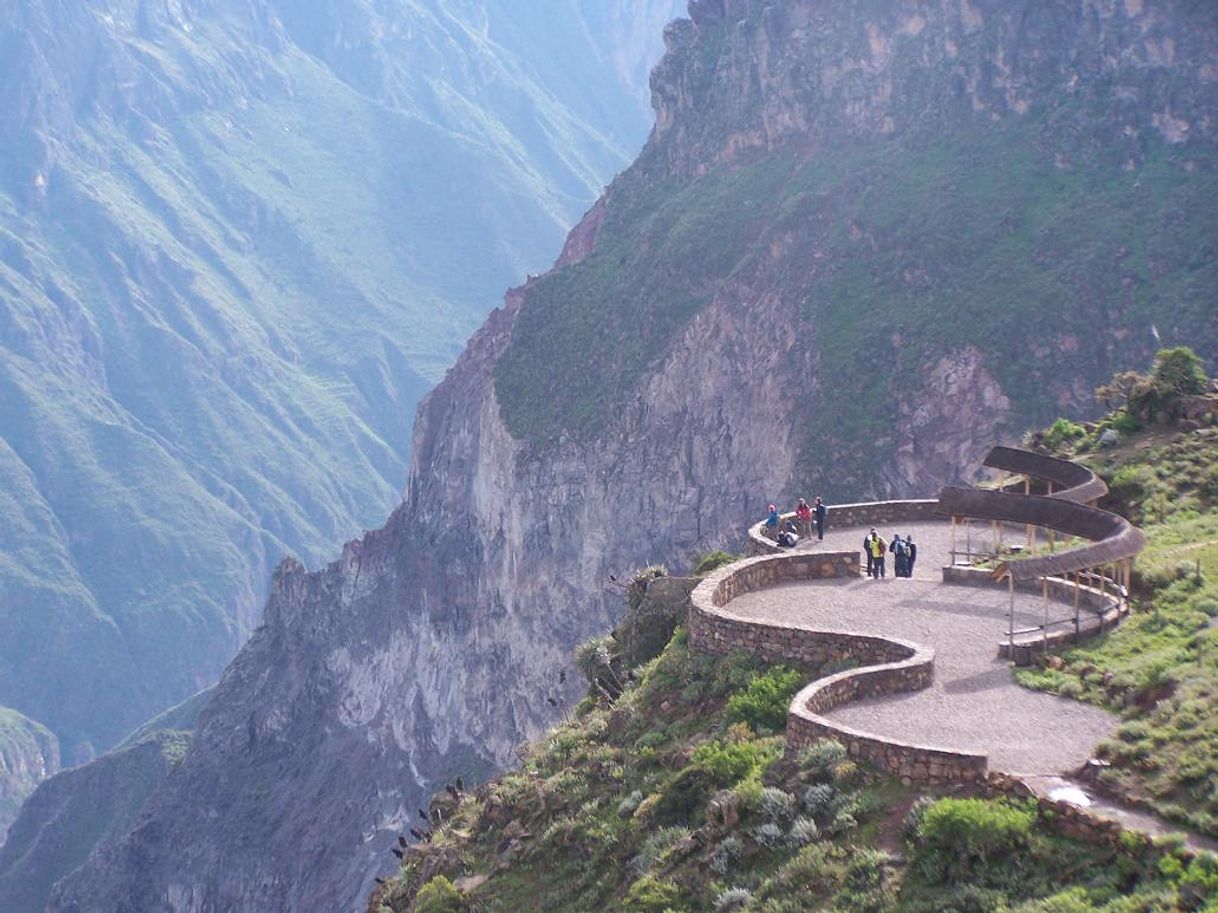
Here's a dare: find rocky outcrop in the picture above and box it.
[50,2,1218,912]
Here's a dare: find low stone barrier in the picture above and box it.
[689,544,987,784]
[746,499,939,556]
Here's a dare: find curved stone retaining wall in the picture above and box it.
[689,545,988,784]
[747,499,939,555]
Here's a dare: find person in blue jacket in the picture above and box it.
[764,503,779,539]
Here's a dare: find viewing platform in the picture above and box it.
[691,447,1145,786]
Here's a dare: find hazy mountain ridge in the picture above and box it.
[0,0,679,787]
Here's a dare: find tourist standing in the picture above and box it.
[863,528,876,577]
[890,535,909,577]
[813,496,826,540]
[906,535,917,577]
[868,530,889,578]
[795,498,813,539]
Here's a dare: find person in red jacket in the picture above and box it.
[795,498,813,539]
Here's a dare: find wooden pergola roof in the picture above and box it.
[983,445,1109,504]
[936,447,1145,582]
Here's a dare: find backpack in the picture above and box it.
[894,539,908,557]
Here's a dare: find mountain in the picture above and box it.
[47,1,1218,912]
[0,0,681,806]
[0,708,58,842]
[0,730,191,913]
[365,487,1218,912]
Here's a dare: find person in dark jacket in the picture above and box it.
[863,529,875,577]
[890,535,910,577]
[906,534,917,577]
[813,496,826,540]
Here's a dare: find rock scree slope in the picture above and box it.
[48,3,1218,912]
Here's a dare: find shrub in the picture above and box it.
[694,550,736,574]
[714,887,754,910]
[752,821,785,848]
[759,786,797,823]
[798,739,848,777]
[575,635,623,695]
[903,795,937,838]
[415,876,466,913]
[725,665,804,732]
[1043,418,1087,452]
[653,764,718,826]
[618,790,645,818]
[802,783,837,817]
[708,834,743,875]
[913,798,1036,885]
[655,739,778,825]
[1150,346,1208,399]
[691,738,776,783]
[787,816,820,847]
[633,826,691,873]
[622,875,685,913]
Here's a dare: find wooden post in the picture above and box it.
[1043,576,1050,651]
[1008,572,1016,653]
[1073,571,1081,635]
[1096,569,1104,634]
[1025,477,1033,550]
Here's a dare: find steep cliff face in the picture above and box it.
[50,2,1218,912]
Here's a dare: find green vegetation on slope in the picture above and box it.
[1017,352,1218,836]
[371,586,1217,913]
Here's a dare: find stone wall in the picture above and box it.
[746,499,939,555]
[688,545,988,784]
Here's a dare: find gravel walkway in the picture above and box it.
[727,520,1117,776]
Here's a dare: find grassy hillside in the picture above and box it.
[369,583,1216,913]
[1016,370,1218,837]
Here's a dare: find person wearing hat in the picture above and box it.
[763,503,780,540]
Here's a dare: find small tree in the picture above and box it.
[1095,348,1210,423]
[1150,346,1208,398]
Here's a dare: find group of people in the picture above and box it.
[862,529,917,578]
[763,496,827,548]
